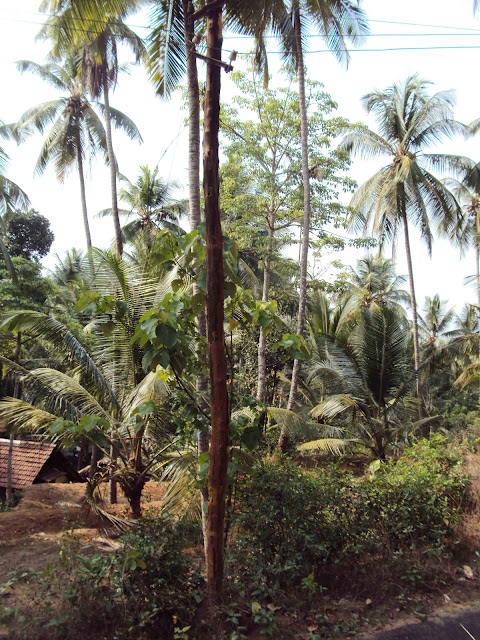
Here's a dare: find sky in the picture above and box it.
[1,0,480,314]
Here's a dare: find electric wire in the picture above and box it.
[6,14,480,56]
[7,11,480,34]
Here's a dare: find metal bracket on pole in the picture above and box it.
[194,51,233,73]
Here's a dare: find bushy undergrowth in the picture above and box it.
[2,437,473,640]
[6,516,205,640]
[228,436,470,595]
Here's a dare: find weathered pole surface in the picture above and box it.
[203,0,229,601]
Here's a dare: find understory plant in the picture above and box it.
[4,516,204,640]
[228,435,469,595]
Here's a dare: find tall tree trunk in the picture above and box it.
[102,76,123,255]
[6,432,14,505]
[278,6,311,452]
[476,240,480,321]
[203,0,229,602]
[184,0,201,232]
[76,139,94,275]
[183,0,209,555]
[7,333,22,505]
[256,217,274,403]
[401,211,426,419]
[102,79,122,498]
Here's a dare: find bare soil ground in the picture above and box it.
[0,480,166,638]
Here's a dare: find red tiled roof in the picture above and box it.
[0,439,55,490]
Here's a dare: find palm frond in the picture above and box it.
[0,398,58,433]
[147,0,186,98]
[28,367,110,419]
[311,394,360,420]
[16,100,67,136]
[95,103,142,141]
[157,449,201,520]
[340,128,394,160]
[0,174,30,219]
[297,438,350,454]
[267,407,319,439]
[16,59,70,91]
[0,310,118,409]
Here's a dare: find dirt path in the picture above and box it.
[0,482,166,578]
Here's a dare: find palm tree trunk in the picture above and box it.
[101,78,121,497]
[6,432,14,505]
[102,76,123,255]
[184,0,201,232]
[76,138,94,274]
[183,0,209,554]
[476,240,480,320]
[401,211,426,419]
[278,5,311,452]
[256,218,274,403]
[109,443,117,504]
[7,333,22,505]
[203,0,229,602]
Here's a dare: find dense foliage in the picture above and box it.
[230,437,469,594]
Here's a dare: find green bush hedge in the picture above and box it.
[229,435,469,591]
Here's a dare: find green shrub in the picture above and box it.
[0,489,22,511]
[228,436,469,593]
[7,515,205,640]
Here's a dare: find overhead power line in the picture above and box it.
[6,11,480,36]
[5,13,480,56]
[225,32,480,38]
[7,17,480,55]
[223,45,480,55]
[368,17,480,32]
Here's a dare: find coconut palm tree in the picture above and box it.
[0,122,31,279]
[309,303,416,459]
[445,164,480,315]
[339,75,467,417]
[0,250,179,517]
[97,165,188,251]
[418,294,455,346]
[51,248,85,286]
[15,57,130,261]
[258,0,369,452]
[343,256,410,311]
[80,20,145,255]
[39,11,145,256]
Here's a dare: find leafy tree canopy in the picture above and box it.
[5,210,54,262]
